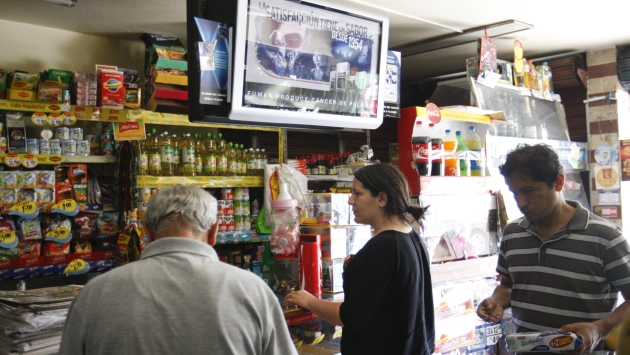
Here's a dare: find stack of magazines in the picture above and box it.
[0,285,83,355]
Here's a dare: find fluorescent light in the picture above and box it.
[40,0,76,7]
[392,20,533,57]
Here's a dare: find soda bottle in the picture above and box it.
[148,129,162,176]
[247,148,257,176]
[180,133,196,176]
[428,123,444,176]
[465,126,485,176]
[137,134,149,176]
[171,134,180,175]
[159,131,174,176]
[411,120,431,176]
[443,129,459,176]
[456,131,469,177]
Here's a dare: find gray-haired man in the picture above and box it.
[59,185,297,355]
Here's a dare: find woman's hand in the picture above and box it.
[284,290,316,310]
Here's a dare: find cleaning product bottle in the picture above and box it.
[465,126,485,176]
[456,131,469,177]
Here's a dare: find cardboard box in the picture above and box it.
[69,164,88,184]
[322,258,344,293]
[433,282,476,354]
[45,251,114,265]
[98,70,125,109]
[0,256,45,270]
[152,83,188,101]
[152,67,188,86]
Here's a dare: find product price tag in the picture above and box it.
[64,259,90,276]
[47,113,63,126]
[531,90,544,99]
[31,112,48,126]
[51,199,79,216]
[519,87,531,96]
[312,333,325,345]
[333,329,343,339]
[21,155,38,168]
[62,112,77,125]
[4,154,21,168]
[294,340,303,349]
[45,226,71,243]
[8,201,39,219]
[0,230,18,249]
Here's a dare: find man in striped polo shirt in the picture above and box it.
[476,144,630,354]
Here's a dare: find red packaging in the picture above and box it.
[298,234,322,296]
[98,70,125,108]
[69,164,87,184]
[18,241,41,258]
[55,184,73,203]
[44,241,70,256]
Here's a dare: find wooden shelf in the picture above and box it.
[430,255,498,284]
[136,175,264,188]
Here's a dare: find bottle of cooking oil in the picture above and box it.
[254,148,262,176]
[246,148,257,176]
[240,144,248,175]
[216,137,228,176]
[137,133,149,176]
[194,134,205,176]
[171,134,180,175]
[148,128,162,176]
[180,133,196,176]
[225,142,235,176]
[260,148,268,173]
[159,131,174,176]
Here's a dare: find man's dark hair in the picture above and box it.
[499,144,563,187]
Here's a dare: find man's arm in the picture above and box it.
[476,275,513,322]
[559,287,630,354]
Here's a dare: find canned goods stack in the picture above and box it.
[53,127,89,156]
[101,130,114,156]
[232,187,250,232]
[217,188,234,232]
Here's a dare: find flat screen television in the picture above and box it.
[187,0,389,129]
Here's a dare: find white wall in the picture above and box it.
[0,19,144,76]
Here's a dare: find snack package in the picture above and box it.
[0,247,18,260]
[37,171,55,189]
[0,190,17,211]
[72,213,96,238]
[43,215,72,243]
[16,171,37,189]
[18,216,42,240]
[16,189,36,203]
[97,211,119,238]
[35,189,55,205]
[0,171,17,189]
[73,184,88,204]
[155,46,186,61]
[72,239,93,254]
[94,237,116,251]
[18,241,41,258]
[506,332,582,353]
[44,241,70,256]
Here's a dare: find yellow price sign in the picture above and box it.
[333,329,343,339]
[10,201,37,214]
[65,259,87,273]
[0,230,17,244]
[21,155,38,168]
[31,112,48,126]
[312,333,325,345]
[46,226,70,241]
[62,111,77,126]
[4,154,21,168]
[52,199,77,212]
[294,340,303,349]
[47,113,63,126]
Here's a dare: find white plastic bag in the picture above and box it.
[263,163,308,227]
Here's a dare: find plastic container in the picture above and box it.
[428,123,444,176]
[269,182,300,256]
[299,234,322,296]
[443,129,459,176]
[455,131,469,177]
[465,126,485,176]
[411,120,431,176]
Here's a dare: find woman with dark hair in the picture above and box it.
[285,163,435,355]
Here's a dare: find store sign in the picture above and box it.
[426,102,441,124]
[113,120,146,141]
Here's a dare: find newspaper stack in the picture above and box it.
[0,285,83,355]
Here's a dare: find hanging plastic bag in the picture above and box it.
[477,27,497,78]
[263,163,308,227]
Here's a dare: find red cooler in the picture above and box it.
[299,234,322,296]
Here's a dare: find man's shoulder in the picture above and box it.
[584,212,623,235]
[504,217,527,235]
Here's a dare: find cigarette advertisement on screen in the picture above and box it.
[195,18,232,106]
[241,0,383,119]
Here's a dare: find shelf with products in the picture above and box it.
[136,175,264,188]
[430,255,498,285]
[0,100,128,122]
[0,154,115,166]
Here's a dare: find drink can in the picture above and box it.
[223,216,234,232]
[102,143,114,156]
[55,127,69,140]
[102,130,113,144]
[26,139,39,154]
[62,140,77,156]
[70,127,83,141]
[62,89,71,105]
[221,188,233,200]
[77,140,90,156]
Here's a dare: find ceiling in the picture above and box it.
[1,0,629,84]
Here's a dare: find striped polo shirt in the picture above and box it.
[497,200,630,332]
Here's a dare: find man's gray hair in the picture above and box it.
[144,185,218,238]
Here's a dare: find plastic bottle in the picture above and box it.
[240,144,248,175]
[261,148,268,173]
[246,148,257,176]
[455,131,469,177]
[541,61,553,94]
[159,131,174,176]
[513,58,525,87]
[203,134,217,176]
[194,134,204,176]
[411,120,431,176]
[171,134,180,175]
[180,133,196,176]
[428,123,444,176]
[148,128,162,176]
[137,134,149,176]
[465,126,485,176]
[443,129,459,176]
[524,59,536,90]
[225,142,237,176]
[269,182,300,256]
